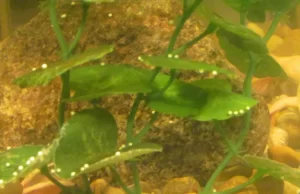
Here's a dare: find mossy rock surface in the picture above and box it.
[0,0,270,188]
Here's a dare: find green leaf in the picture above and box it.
[147,78,208,118]
[212,15,267,54]
[193,1,215,22]
[243,155,300,187]
[139,55,234,77]
[14,45,114,88]
[192,90,257,121]
[69,64,255,121]
[190,78,232,92]
[0,145,51,185]
[54,108,118,179]
[69,64,153,101]
[76,143,162,177]
[217,32,287,78]
[223,0,262,12]
[247,1,266,23]
[265,0,299,12]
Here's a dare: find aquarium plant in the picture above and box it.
[0,0,299,193]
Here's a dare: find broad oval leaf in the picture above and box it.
[139,55,234,77]
[0,145,50,185]
[76,143,162,178]
[147,79,208,118]
[54,108,118,179]
[265,0,299,12]
[190,78,232,92]
[223,0,263,10]
[14,45,114,88]
[247,1,266,23]
[217,32,287,78]
[244,155,300,187]
[192,90,257,121]
[212,15,267,54]
[190,78,253,121]
[69,64,153,101]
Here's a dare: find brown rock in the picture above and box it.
[215,176,258,194]
[0,181,23,194]
[216,164,253,182]
[255,176,283,194]
[162,176,201,194]
[268,145,300,168]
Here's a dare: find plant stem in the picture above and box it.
[134,112,159,143]
[167,0,203,53]
[49,0,70,128]
[111,167,134,194]
[40,166,71,193]
[214,121,238,154]
[201,152,235,193]
[216,170,264,194]
[49,0,88,127]
[82,174,93,194]
[131,161,142,194]
[126,94,144,143]
[68,2,90,54]
[183,0,188,11]
[263,12,282,42]
[201,54,256,194]
[150,69,178,98]
[240,1,250,25]
[49,0,68,55]
[240,12,246,25]
[125,1,205,193]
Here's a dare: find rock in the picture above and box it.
[274,108,300,149]
[283,181,300,194]
[216,164,253,182]
[247,22,265,37]
[0,181,23,194]
[162,176,201,194]
[268,145,300,168]
[215,176,258,194]
[90,179,110,194]
[267,35,284,52]
[105,186,125,194]
[128,181,153,193]
[255,176,283,194]
[269,127,289,147]
[273,29,300,56]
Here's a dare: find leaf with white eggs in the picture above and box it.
[76,143,162,177]
[189,78,256,121]
[14,45,114,88]
[140,55,234,77]
[192,90,257,121]
[147,76,257,121]
[243,155,300,187]
[54,108,118,179]
[0,145,52,185]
